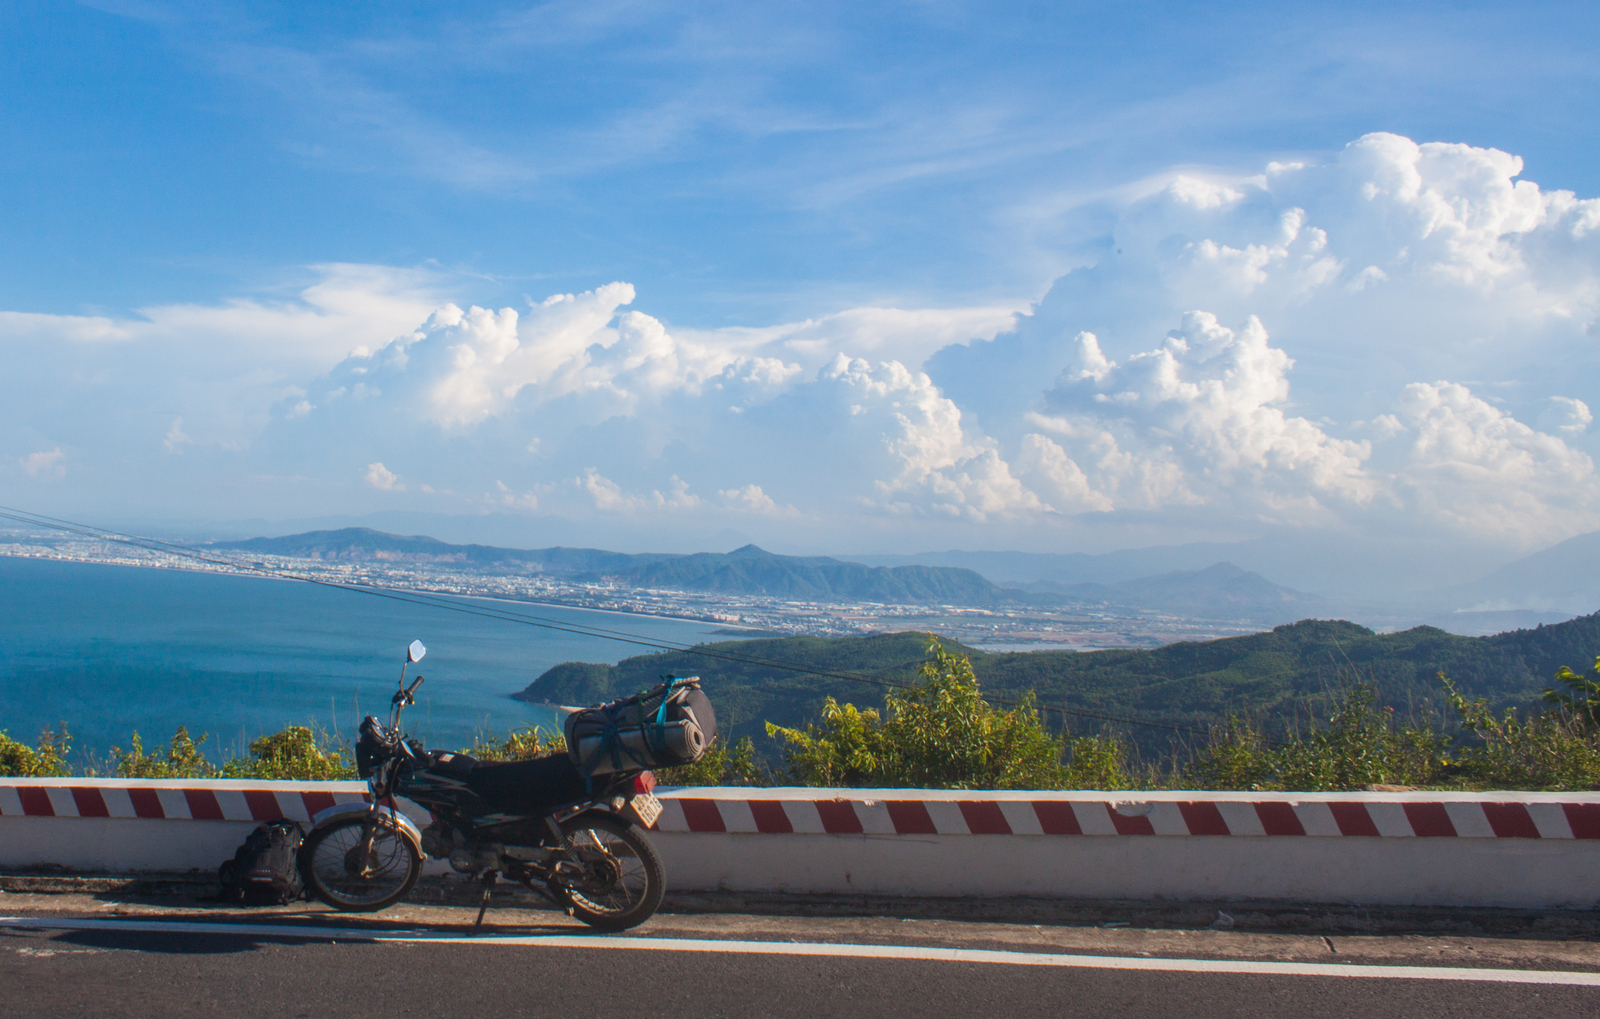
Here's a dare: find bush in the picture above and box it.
[221,725,356,780]
[1184,686,1452,791]
[1061,734,1133,790]
[0,724,71,777]
[1443,676,1600,790]
[657,735,768,786]
[113,727,217,779]
[766,638,1066,789]
[464,725,566,762]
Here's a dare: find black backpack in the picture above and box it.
[219,819,306,905]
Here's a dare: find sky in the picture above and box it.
[4,1,1600,584]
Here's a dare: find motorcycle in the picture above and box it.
[299,639,669,932]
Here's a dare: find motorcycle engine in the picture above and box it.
[419,821,460,860]
[449,846,502,874]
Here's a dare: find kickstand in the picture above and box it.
[473,872,498,935]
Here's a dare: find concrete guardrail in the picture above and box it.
[3,779,1598,909]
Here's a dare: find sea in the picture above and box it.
[0,556,730,766]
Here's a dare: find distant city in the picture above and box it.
[0,529,1260,651]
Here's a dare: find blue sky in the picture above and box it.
[4,1,1600,580]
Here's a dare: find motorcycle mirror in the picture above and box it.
[407,639,426,663]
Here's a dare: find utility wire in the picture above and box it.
[0,505,1226,742]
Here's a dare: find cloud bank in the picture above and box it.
[4,133,1599,565]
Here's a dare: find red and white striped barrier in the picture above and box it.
[4,781,1599,908]
[0,783,365,823]
[654,791,1600,840]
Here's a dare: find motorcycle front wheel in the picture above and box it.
[554,812,665,931]
[301,815,422,912]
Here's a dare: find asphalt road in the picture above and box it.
[4,910,1600,1019]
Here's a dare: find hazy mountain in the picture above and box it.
[838,544,1245,586]
[603,544,1001,603]
[214,529,1006,605]
[1023,563,1319,622]
[213,527,675,573]
[1441,531,1600,615]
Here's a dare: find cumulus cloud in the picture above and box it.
[365,462,402,491]
[576,470,700,513]
[1380,382,1600,541]
[163,418,191,454]
[813,354,1043,521]
[1021,313,1374,520]
[1539,396,1592,435]
[718,484,798,516]
[5,132,1600,562]
[21,448,64,480]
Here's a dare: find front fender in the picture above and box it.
[308,800,424,853]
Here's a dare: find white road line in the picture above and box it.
[3,917,1598,987]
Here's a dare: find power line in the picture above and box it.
[0,506,1228,742]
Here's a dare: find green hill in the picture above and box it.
[515,613,1600,756]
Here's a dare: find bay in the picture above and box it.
[0,556,729,765]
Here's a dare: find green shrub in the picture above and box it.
[766,638,1066,789]
[221,725,356,780]
[1183,686,1452,791]
[0,724,71,777]
[657,735,768,786]
[1443,676,1600,790]
[464,725,566,762]
[112,726,217,779]
[1544,655,1600,729]
[1061,733,1134,790]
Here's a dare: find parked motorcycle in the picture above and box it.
[299,639,708,932]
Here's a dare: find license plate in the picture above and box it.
[624,791,663,829]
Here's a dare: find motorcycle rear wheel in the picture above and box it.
[301,815,422,912]
[555,813,665,931]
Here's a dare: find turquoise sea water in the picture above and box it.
[0,556,728,764]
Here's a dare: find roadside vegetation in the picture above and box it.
[8,642,1600,790]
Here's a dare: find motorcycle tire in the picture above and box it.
[554,812,665,932]
[301,815,422,912]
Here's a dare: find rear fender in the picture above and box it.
[309,800,424,853]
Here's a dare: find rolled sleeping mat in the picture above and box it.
[573,718,708,776]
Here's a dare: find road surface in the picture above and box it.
[2,897,1597,1018]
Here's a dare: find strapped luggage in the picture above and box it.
[218,818,307,906]
[565,675,717,778]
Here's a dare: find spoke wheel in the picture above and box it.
[555,813,665,932]
[301,815,421,912]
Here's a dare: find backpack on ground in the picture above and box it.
[565,675,717,777]
[218,818,306,906]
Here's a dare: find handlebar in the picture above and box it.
[390,674,423,708]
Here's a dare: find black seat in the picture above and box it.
[465,754,589,817]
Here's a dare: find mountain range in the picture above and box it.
[216,528,1002,606]
[213,525,1600,630]
[214,527,1312,618]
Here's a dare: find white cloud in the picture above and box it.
[5,132,1600,563]
[1023,312,1374,519]
[365,462,402,491]
[718,484,797,516]
[1380,382,1600,542]
[576,469,700,513]
[818,354,1043,521]
[1538,396,1592,435]
[163,418,191,454]
[21,448,64,480]
[491,480,539,511]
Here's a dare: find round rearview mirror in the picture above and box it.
[408,639,426,663]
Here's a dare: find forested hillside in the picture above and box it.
[516,614,1600,756]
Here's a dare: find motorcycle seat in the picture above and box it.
[465,754,589,816]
